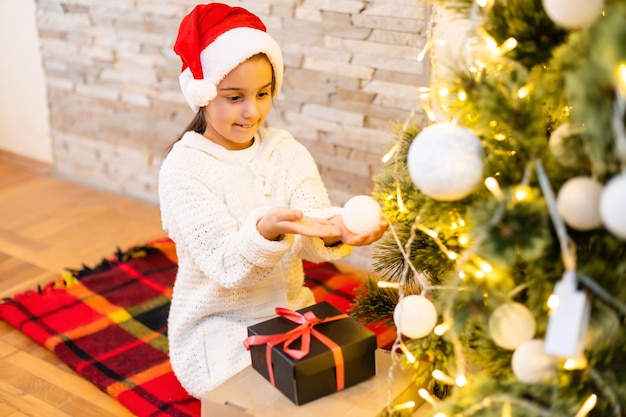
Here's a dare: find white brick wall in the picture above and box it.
[36,0,430,268]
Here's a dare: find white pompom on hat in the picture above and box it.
[174,3,284,113]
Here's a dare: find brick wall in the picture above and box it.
[36,0,430,266]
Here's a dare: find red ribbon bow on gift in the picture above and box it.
[244,307,349,391]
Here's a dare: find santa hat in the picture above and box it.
[174,3,284,112]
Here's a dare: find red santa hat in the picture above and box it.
[174,3,284,112]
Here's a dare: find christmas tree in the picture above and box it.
[350,0,626,415]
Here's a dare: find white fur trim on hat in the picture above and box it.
[179,27,284,113]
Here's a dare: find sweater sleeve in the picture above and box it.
[279,139,353,262]
[159,150,294,290]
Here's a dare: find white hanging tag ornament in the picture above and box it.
[544,270,591,358]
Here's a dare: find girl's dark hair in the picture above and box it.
[164,53,276,156]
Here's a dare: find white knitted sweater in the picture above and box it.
[158,127,352,398]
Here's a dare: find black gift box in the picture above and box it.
[246,301,377,406]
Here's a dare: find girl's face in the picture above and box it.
[202,54,274,150]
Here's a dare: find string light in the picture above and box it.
[498,37,518,55]
[574,394,597,417]
[517,83,534,99]
[455,374,467,387]
[458,235,469,245]
[547,294,560,310]
[391,401,416,412]
[432,369,457,385]
[378,281,401,289]
[458,90,468,101]
[398,340,417,364]
[514,185,530,201]
[434,321,451,336]
[616,62,626,96]
[419,388,441,406]
[564,357,588,370]
[485,177,504,200]
[502,402,512,417]
[382,142,401,163]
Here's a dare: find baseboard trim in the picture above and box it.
[0,150,53,176]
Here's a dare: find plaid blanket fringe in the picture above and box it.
[0,238,395,417]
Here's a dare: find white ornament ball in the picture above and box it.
[393,295,438,339]
[542,0,604,29]
[557,176,604,231]
[600,173,626,239]
[511,339,557,384]
[549,123,583,167]
[407,123,484,201]
[342,195,382,234]
[488,302,536,350]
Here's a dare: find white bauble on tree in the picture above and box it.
[511,339,557,384]
[557,176,604,231]
[407,122,484,201]
[600,173,626,239]
[342,195,382,234]
[542,0,604,29]
[393,294,438,339]
[488,302,536,350]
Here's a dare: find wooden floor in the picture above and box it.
[0,156,165,417]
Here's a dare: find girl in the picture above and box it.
[158,3,387,398]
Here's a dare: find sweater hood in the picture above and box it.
[174,126,291,165]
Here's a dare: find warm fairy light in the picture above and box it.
[377,281,400,289]
[458,90,467,101]
[434,322,451,336]
[480,261,493,273]
[455,375,467,387]
[498,37,518,55]
[419,389,441,406]
[514,185,530,201]
[451,222,458,230]
[475,270,486,279]
[399,341,417,363]
[458,218,465,227]
[382,142,400,163]
[574,394,597,417]
[494,133,507,141]
[547,294,560,310]
[502,402,512,417]
[517,83,534,99]
[616,63,626,96]
[397,188,406,212]
[564,357,588,370]
[438,87,450,97]
[485,177,504,200]
[458,235,469,245]
[392,401,416,411]
[425,229,438,238]
[476,0,488,7]
[448,252,458,260]
[477,27,498,51]
[459,271,466,280]
[432,370,456,385]
[434,414,448,417]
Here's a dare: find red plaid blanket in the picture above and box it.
[0,238,394,417]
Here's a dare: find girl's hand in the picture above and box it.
[257,207,342,241]
[323,215,388,247]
